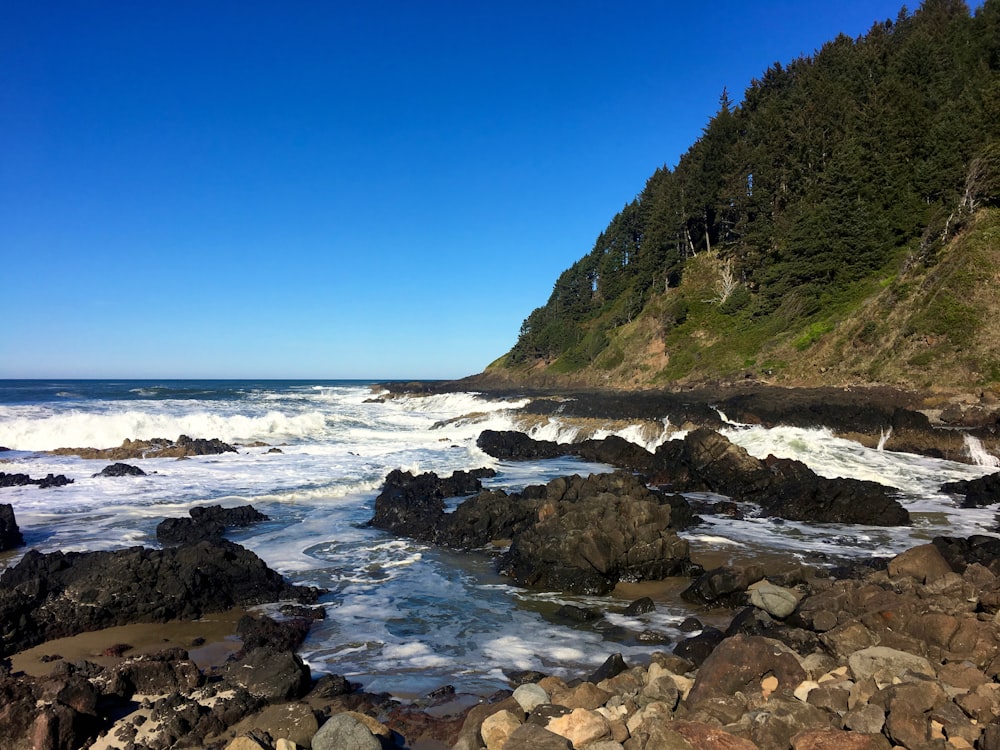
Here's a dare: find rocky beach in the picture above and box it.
[2,382,1000,749]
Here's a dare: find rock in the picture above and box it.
[158,503,270,545]
[0,503,24,551]
[843,703,886,734]
[623,596,656,616]
[0,471,74,489]
[157,516,226,545]
[941,472,1000,507]
[0,540,323,656]
[585,654,627,686]
[369,468,497,544]
[550,682,612,710]
[671,720,760,749]
[687,634,808,707]
[682,566,760,607]
[847,647,936,684]
[674,626,727,666]
[311,712,383,750]
[887,544,954,583]
[51,434,238,459]
[651,429,909,526]
[477,430,566,460]
[546,707,612,746]
[93,462,146,478]
[225,703,319,750]
[513,683,549,713]
[225,736,270,750]
[749,581,802,618]
[502,722,574,749]
[481,709,523,750]
[790,728,891,749]
[223,648,312,701]
[498,472,695,594]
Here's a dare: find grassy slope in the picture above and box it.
[485,208,1000,394]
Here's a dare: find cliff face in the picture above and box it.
[483,1,1000,393]
[482,208,1000,393]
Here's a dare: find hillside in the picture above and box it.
[480,0,1000,393]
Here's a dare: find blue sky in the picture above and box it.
[2,1,922,379]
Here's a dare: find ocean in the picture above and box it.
[0,379,996,698]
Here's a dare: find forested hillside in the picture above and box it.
[486,0,1000,390]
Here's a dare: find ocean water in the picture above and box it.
[0,379,997,697]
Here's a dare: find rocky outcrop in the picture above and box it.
[156,504,270,546]
[0,540,323,656]
[371,468,696,595]
[0,472,74,489]
[368,467,498,544]
[498,472,697,594]
[942,471,1000,507]
[0,503,24,551]
[50,434,237,460]
[92,462,146,478]
[477,428,910,526]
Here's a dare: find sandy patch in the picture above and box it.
[10,608,246,677]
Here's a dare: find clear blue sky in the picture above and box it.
[1,0,922,379]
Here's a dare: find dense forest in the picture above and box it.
[494,0,1000,388]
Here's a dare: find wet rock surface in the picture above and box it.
[0,503,24,551]
[371,468,697,594]
[0,540,323,656]
[478,427,909,526]
[0,471,74,489]
[50,434,238,460]
[156,504,270,546]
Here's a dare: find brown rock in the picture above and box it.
[546,708,612,747]
[550,681,613,710]
[481,709,522,750]
[888,544,954,583]
[790,728,891,749]
[843,703,885,734]
[503,722,574,749]
[672,720,760,749]
[687,635,807,706]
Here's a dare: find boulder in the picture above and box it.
[499,472,695,594]
[158,504,270,546]
[941,472,1000,507]
[748,581,802,619]
[92,462,146,478]
[501,722,574,749]
[687,634,807,707]
[887,544,954,583]
[223,648,312,701]
[0,471,73,489]
[847,647,936,684]
[311,712,383,750]
[0,503,24,551]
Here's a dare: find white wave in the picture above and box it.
[964,434,1000,468]
[0,407,332,451]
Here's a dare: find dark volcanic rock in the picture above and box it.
[479,427,909,526]
[369,467,497,543]
[498,472,696,594]
[0,539,323,656]
[0,471,74,489]
[371,466,696,594]
[652,428,909,526]
[93,462,147,478]
[157,503,270,546]
[0,503,24,551]
[156,516,226,545]
[942,472,1000,507]
[476,430,564,460]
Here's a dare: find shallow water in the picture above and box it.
[0,380,997,697]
